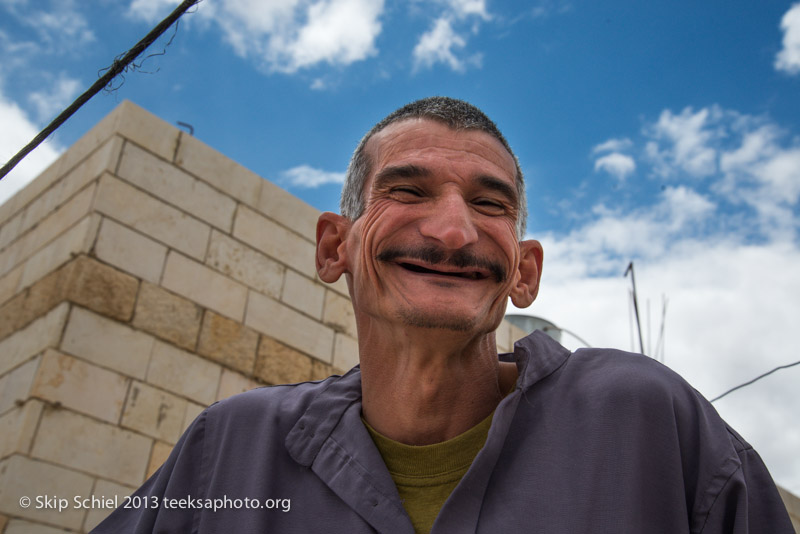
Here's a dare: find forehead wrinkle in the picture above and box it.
[375,162,516,203]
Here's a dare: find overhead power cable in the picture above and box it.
[710,359,800,403]
[0,0,201,181]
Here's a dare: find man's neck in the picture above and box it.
[358,324,518,445]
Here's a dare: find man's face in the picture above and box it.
[342,118,528,334]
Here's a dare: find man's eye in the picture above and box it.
[474,198,505,212]
[391,187,423,197]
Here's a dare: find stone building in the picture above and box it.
[0,101,528,532]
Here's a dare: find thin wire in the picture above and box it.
[0,0,201,181]
[710,360,800,403]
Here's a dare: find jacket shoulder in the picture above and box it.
[564,347,704,406]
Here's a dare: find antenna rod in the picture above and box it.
[624,261,645,355]
[654,295,668,362]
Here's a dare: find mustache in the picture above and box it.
[376,245,507,283]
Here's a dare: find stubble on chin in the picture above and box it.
[396,308,476,332]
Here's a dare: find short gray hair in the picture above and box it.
[340,96,527,239]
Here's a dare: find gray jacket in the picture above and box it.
[93,331,794,533]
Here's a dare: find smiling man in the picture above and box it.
[93,97,793,533]
[315,111,541,454]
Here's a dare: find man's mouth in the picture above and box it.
[376,245,506,283]
[397,262,488,280]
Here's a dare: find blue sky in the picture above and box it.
[2,1,800,494]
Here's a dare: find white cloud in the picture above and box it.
[594,152,636,181]
[638,105,800,241]
[285,0,383,70]
[28,73,81,122]
[593,138,636,181]
[660,184,717,227]
[751,148,800,203]
[176,0,384,75]
[537,186,715,280]
[719,124,800,204]
[715,123,800,242]
[413,17,469,71]
[128,0,383,74]
[280,165,345,188]
[775,3,800,75]
[411,0,489,72]
[645,106,722,178]
[207,0,298,57]
[445,0,490,20]
[592,137,632,154]
[0,91,62,207]
[127,0,496,78]
[718,124,779,173]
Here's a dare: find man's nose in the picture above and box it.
[418,195,479,249]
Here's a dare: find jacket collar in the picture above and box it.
[286,330,571,467]
[283,330,572,533]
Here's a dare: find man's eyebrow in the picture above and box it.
[477,175,518,204]
[372,164,431,188]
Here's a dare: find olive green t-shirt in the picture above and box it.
[363,413,493,534]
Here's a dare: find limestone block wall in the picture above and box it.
[0,101,526,533]
[778,486,800,533]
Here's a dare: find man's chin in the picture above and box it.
[396,309,478,333]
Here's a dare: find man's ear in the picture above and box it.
[510,239,544,308]
[316,212,351,283]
